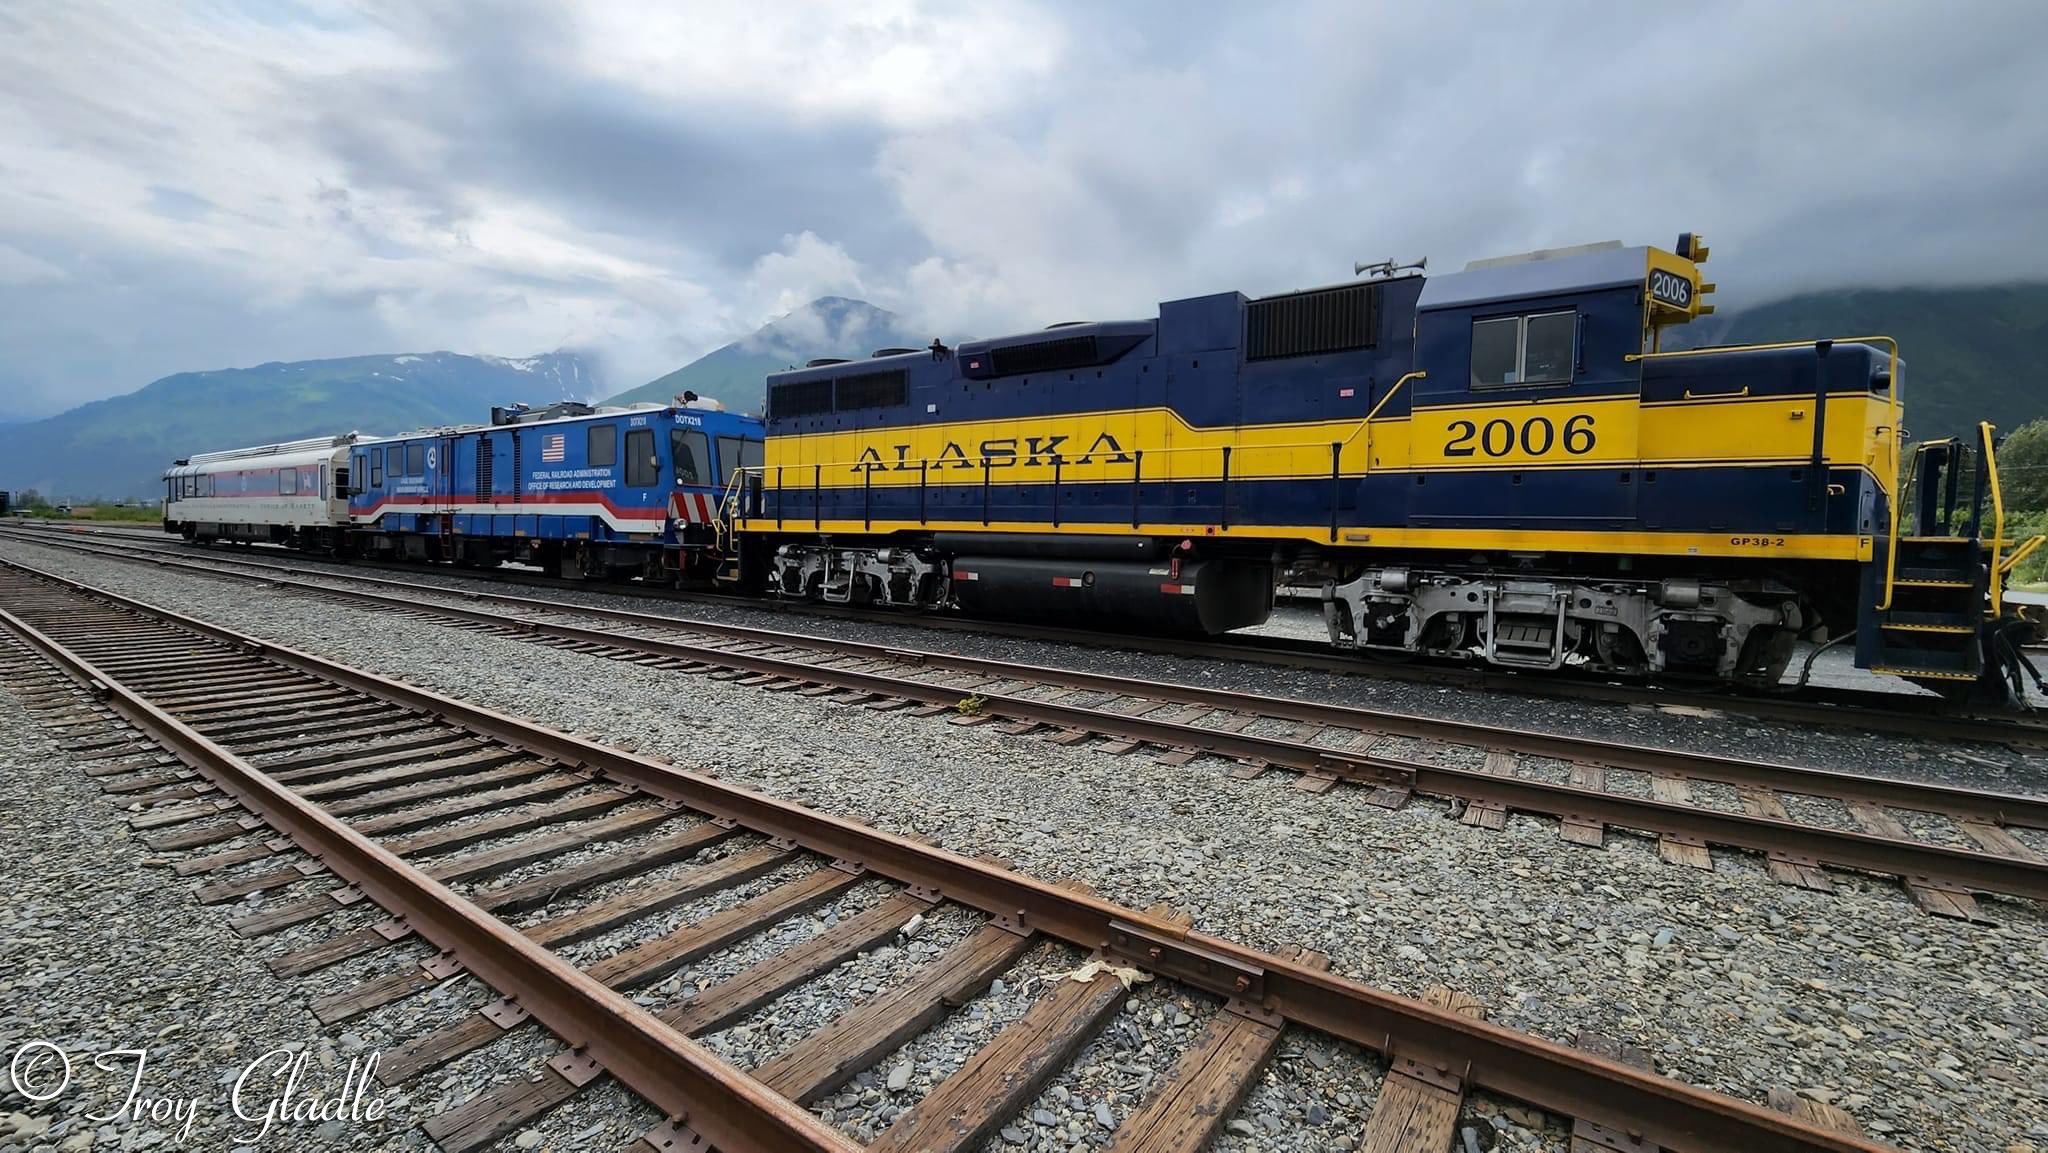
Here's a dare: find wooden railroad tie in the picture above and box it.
[1356,984,1486,1151]
[1846,802,1988,922]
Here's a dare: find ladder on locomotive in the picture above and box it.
[711,465,756,586]
[1875,422,2045,694]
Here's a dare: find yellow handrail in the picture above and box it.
[717,464,748,549]
[1628,335,1902,608]
[1361,371,1425,470]
[1982,421,2006,617]
[747,376,1434,489]
[2000,533,2044,575]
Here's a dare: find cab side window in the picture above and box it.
[406,443,425,476]
[1471,310,1576,389]
[717,435,763,487]
[625,428,658,486]
[588,424,618,467]
[671,429,709,485]
[370,451,384,486]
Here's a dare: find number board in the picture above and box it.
[1411,398,1637,467]
[1647,268,1694,310]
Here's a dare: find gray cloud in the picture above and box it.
[2,0,2045,419]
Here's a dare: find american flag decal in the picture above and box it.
[541,434,566,462]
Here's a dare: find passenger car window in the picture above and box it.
[671,429,709,485]
[588,424,618,467]
[406,443,425,476]
[625,428,658,486]
[279,468,296,496]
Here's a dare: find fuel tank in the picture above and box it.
[950,555,1273,634]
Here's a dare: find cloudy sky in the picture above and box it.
[2,1,2045,419]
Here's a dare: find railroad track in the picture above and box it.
[0,559,1899,1152]
[5,519,2039,746]
[5,542,2045,925]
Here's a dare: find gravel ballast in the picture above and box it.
[4,540,2046,1152]
[0,650,428,1150]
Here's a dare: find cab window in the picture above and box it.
[1471,310,1575,389]
[370,452,383,486]
[588,424,617,467]
[716,435,763,487]
[406,443,425,476]
[625,429,658,486]
[671,429,710,485]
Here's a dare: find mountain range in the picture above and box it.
[602,297,928,410]
[3,287,2043,501]
[0,351,595,502]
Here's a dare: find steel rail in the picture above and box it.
[6,548,2046,902]
[8,529,2047,829]
[0,597,861,1153]
[0,558,1891,1153]
[4,522,2039,745]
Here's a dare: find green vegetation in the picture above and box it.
[1712,284,2048,441]
[1994,420,2048,586]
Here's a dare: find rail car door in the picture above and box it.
[431,435,458,547]
[1407,290,1642,531]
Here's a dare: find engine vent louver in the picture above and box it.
[770,377,834,419]
[1245,282,1381,361]
[987,334,1101,376]
[833,369,908,411]
[770,368,908,418]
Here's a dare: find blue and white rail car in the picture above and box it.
[346,400,764,580]
[163,434,363,552]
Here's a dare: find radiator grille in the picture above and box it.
[477,439,494,497]
[833,369,907,411]
[770,378,834,418]
[988,335,1100,377]
[1245,283,1380,361]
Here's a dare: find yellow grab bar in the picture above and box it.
[1983,421,2006,617]
[1999,534,2044,575]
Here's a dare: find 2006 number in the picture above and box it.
[1443,413,1596,458]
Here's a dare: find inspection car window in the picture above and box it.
[1471,311,1576,388]
[672,429,709,485]
[626,428,658,486]
[589,424,617,467]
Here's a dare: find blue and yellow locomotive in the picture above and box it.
[731,235,2040,701]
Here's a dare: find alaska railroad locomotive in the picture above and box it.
[165,234,2043,703]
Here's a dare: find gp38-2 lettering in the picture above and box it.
[1729,536,1788,548]
[1443,413,1596,459]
